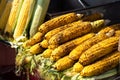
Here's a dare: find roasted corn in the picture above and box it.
[38,12,83,35]
[79,37,119,66]
[22,32,43,48]
[49,20,105,49]
[80,51,120,77]
[69,25,115,61]
[50,33,95,61]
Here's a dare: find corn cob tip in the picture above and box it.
[105,29,115,37]
[76,13,84,18]
[91,19,105,29]
[52,56,75,71]
[72,62,84,73]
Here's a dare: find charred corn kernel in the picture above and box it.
[53,56,75,71]
[22,32,43,48]
[38,12,83,35]
[45,20,83,40]
[80,51,120,77]
[50,33,95,61]
[42,49,53,58]
[13,0,35,39]
[40,39,48,48]
[29,0,50,38]
[72,62,84,73]
[82,13,103,21]
[4,0,24,36]
[0,1,12,32]
[0,0,7,17]
[49,20,105,49]
[79,37,119,66]
[69,26,115,61]
[29,43,44,55]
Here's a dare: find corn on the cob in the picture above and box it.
[80,51,120,77]
[13,0,35,39]
[29,0,50,38]
[22,32,43,48]
[79,37,119,66]
[53,56,75,71]
[45,21,83,40]
[72,62,84,73]
[42,49,53,58]
[82,13,103,21]
[50,33,95,61]
[69,26,116,61]
[4,0,24,36]
[38,12,83,35]
[48,20,105,49]
[29,43,44,55]
[44,13,103,40]
[0,1,12,32]
[0,0,7,17]
[41,21,83,48]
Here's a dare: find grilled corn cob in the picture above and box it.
[69,26,116,61]
[13,0,35,39]
[38,12,83,35]
[29,0,50,38]
[53,56,75,71]
[79,37,119,66]
[80,51,120,77]
[0,0,7,17]
[44,21,83,40]
[41,21,83,48]
[4,0,23,36]
[50,33,95,61]
[0,1,12,32]
[45,13,103,40]
[22,32,43,48]
[49,20,105,49]
[82,12,103,21]
[72,62,84,73]
[42,49,53,58]
[29,43,44,55]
